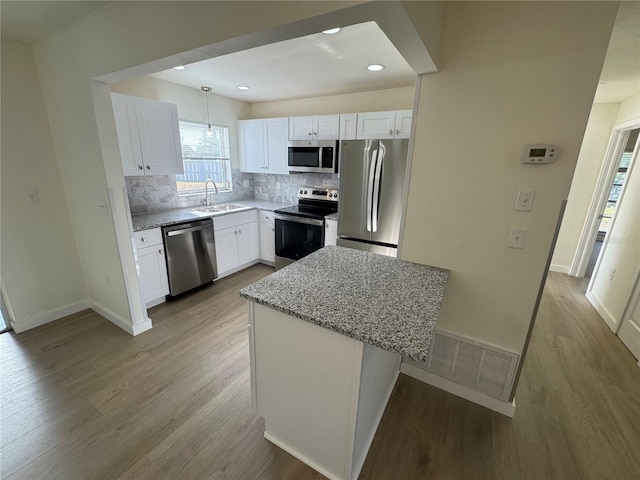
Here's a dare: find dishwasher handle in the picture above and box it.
[163,219,213,237]
[166,225,209,237]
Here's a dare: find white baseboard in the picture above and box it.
[90,300,152,336]
[549,263,570,274]
[10,300,90,333]
[400,362,516,418]
[145,296,166,308]
[585,291,617,331]
[216,260,260,279]
[264,431,342,480]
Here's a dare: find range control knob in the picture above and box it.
[299,189,304,194]
[304,190,308,194]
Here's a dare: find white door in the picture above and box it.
[137,246,169,303]
[618,274,640,361]
[394,110,413,139]
[289,116,313,141]
[237,222,260,265]
[215,227,239,275]
[356,111,395,140]
[264,118,289,175]
[111,93,144,176]
[313,115,340,140]
[136,98,184,175]
[339,113,358,140]
[260,222,276,262]
[239,119,266,173]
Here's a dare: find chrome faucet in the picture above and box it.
[204,179,218,206]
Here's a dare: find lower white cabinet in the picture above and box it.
[214,210,260,278]
[259,210,276,264]
[134,229,169,306]
[324,218,338,246]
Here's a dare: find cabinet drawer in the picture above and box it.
[213,209,258,231]
[134,228,163,249]
[260,210,275,225]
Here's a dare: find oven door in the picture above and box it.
[274,214,325,269]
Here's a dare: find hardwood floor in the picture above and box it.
[1,268,639,479]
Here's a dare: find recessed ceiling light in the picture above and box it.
[237,85,251,91]
[173,65,187,70]
[322,28,341,35]
[367,64,385,72]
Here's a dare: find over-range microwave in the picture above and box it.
[287,140,338,174]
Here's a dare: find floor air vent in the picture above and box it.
[411,329,519,402]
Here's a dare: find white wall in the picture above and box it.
[400,1,618,353]
[250,85,414,118]
[551,103,621,272]
[1,38,87,331]
[111,76,251,168]
[616,92,640,124]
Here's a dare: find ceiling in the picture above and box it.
[0,1,637,104]
[150,21,416,103]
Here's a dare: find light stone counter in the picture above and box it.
[240,245,449,363]
[131,199,293,232]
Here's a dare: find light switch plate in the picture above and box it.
[25,191,39,204]
[508,227,527,249]
[515,189,535,211]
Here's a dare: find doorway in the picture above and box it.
[585,128,639,278]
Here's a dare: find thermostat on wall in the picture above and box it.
[521,144,558,164]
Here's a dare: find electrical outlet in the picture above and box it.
[515,188,535,211]
[508,227,527,249]
[25,190,39,204]
[609,268,616,281]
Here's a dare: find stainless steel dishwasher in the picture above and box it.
[162,218,217,296]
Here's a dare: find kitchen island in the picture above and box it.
[240,246,449,480]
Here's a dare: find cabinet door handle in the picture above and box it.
[389,130,393,135]
[140,237,147,243]
[138,165,143,170]
[238,230,242,234]
[158,249,163,254]
[272,228,275,232]
[395,129,400,135]
[146,165,151,170]
[234,231,238,234]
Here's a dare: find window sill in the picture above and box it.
[178,190,232,198]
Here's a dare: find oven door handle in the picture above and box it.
[275,214,324,227]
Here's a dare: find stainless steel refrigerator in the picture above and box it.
[337,139,409,257]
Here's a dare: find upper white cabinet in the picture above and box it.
[356,110,413,140]
[289,115,340,141]
[239,118,288,175]
[111,93,183,176]
[339,114,358,140]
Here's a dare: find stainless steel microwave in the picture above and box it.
[287,140,338,174]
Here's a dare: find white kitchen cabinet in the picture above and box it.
[133,228,169,306]
[289,115,340,141]
[356,110,413,140]
[111,93,183,176]
[259,210,276,264]
[238,118,288,174]
[324,218,338,246]
[213,210,260,278]
[339,113,358,140]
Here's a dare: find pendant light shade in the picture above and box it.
[201,86,213,137]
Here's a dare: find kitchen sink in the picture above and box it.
[191,203,251,215]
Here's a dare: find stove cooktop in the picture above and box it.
[275,204,337,220]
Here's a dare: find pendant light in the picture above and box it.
[201,86,213,137]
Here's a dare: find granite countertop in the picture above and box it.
[240,245,449,362]
[131,199,293,231]
[324,212,338,221]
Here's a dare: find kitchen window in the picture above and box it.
[176,120,232,194]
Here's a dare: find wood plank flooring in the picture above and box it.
[1,268,639,479]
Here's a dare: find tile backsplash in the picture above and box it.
[126,170,340,214]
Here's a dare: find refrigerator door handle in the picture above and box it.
[366,148,378,232]
[371,143,385,232]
